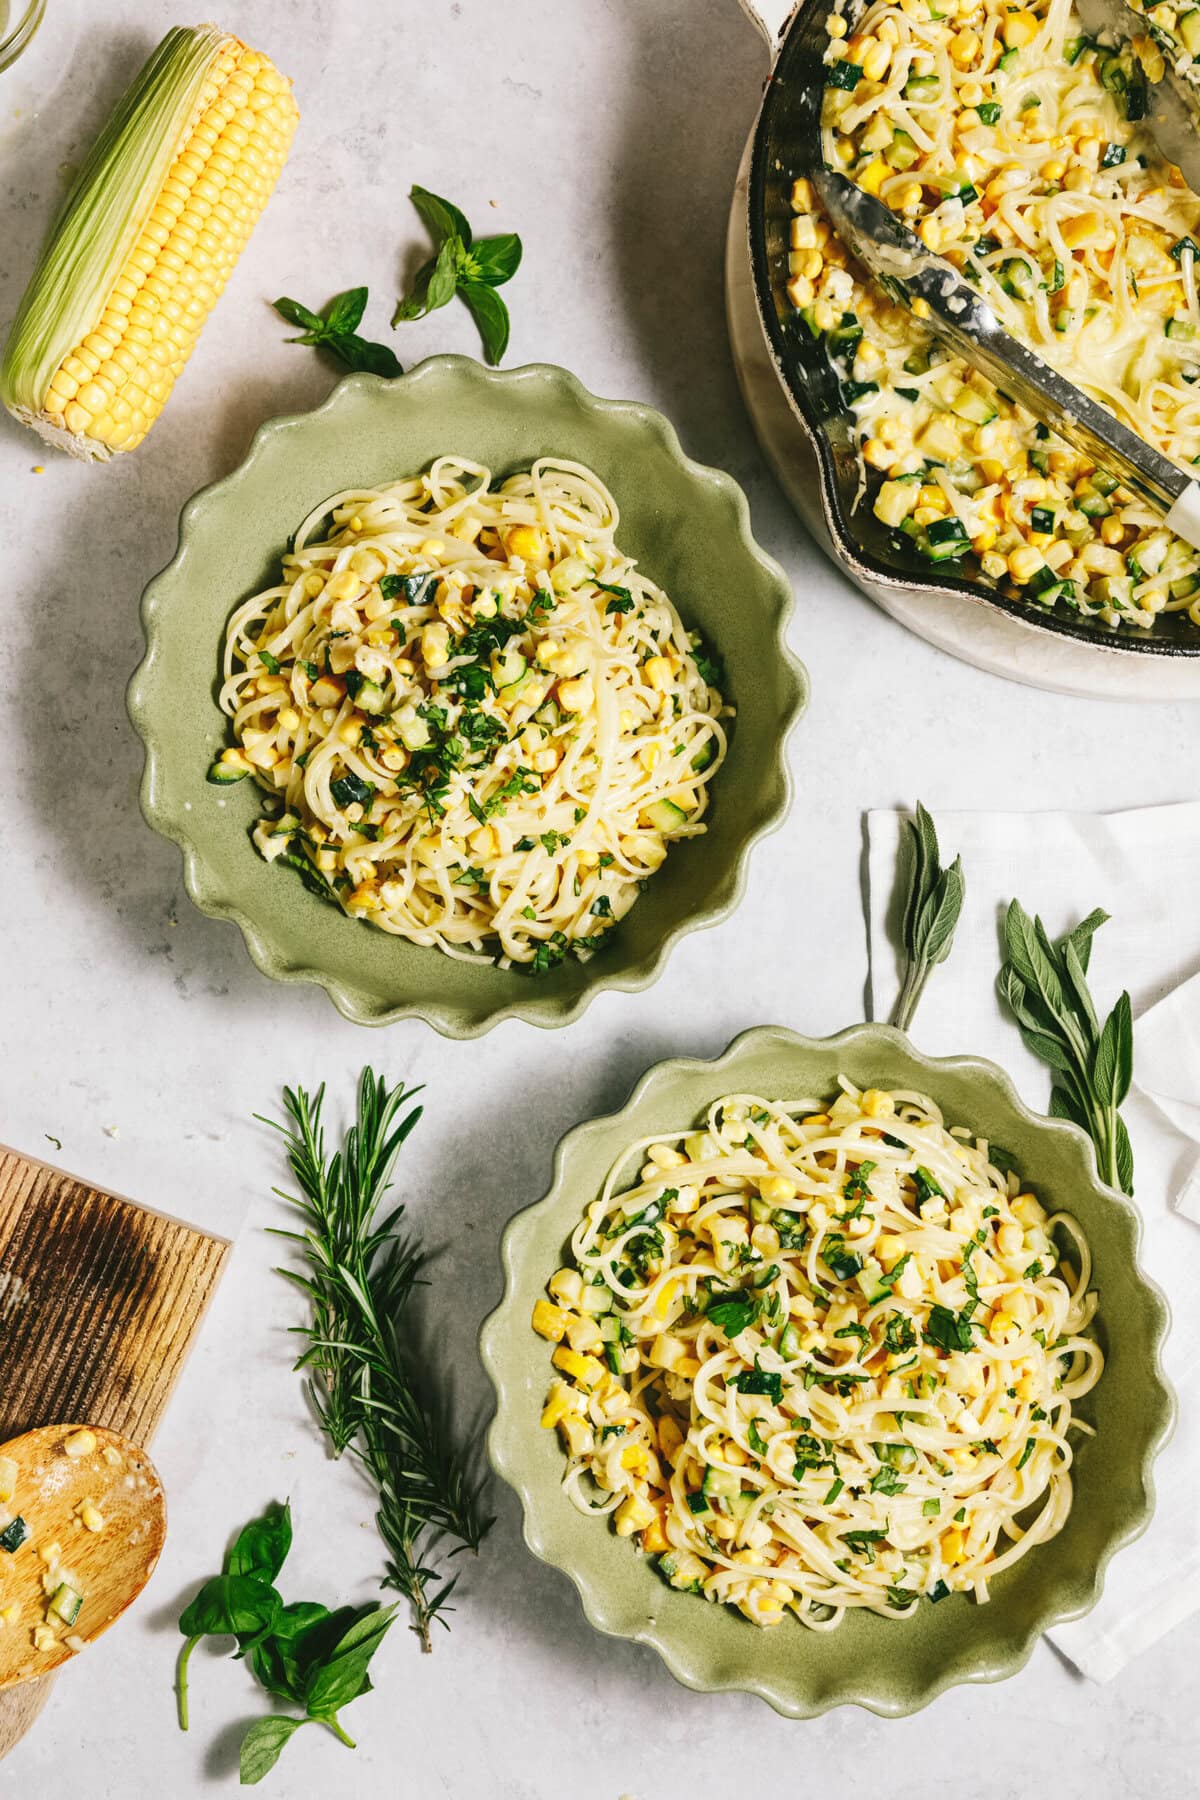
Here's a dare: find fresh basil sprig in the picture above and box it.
[890,802,965,1031]
[998,900,1134,1194]
[273,287,403,376]
[176,1500,397,1785]
[392,185,522,363]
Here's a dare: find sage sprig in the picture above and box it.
[272,287,403,376]
[264,1070,492,1650]
[998,900,1134,1194]
[890,802,965,1031]
[392,185,522,363]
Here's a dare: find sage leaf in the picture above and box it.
[890,803,965,1031]
[1061,906,1109,976]
[1092,991,1133,1109]
[240,1715,310,1785]
[999,901,1134,1195]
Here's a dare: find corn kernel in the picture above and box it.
[532,1299,572,1341]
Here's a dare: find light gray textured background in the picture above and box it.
[0,2,1196,1794]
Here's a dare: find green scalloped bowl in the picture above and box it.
[481,1023,1174,1716]
[126,358,807,1035]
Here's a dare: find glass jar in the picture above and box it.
[0,1,47,74]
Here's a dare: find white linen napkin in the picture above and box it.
[866,801,1200,1683]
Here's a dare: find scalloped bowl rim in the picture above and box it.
[127,358,808,1036]
[480,1022,1175,1716]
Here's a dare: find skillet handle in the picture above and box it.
[737,0,798,45]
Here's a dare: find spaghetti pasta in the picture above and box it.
[533,1079,1101,1629]
[215,456,729,970]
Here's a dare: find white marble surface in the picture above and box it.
[1,1,1198,1794]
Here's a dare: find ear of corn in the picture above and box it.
[0,24,298,461]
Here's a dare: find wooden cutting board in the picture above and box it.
[0,1143,230,1757]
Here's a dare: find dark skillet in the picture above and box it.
[746,0,1200,657]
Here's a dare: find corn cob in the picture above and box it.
[0,24,298,461]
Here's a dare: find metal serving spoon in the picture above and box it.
[0,1423,166,1692]
[812,168,1200,550]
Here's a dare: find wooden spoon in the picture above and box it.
[0,1424,166,1691]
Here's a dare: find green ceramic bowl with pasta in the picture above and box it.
[127,358,806,1035]
[480,1023,1173,1716]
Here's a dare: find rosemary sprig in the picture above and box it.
[262,1070,492,1650]
[998,901,1134,1195]
[890,802,966,1031]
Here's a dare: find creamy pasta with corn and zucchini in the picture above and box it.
[214,456,729,971]
[791,0,1200,628]
[533,1081,1100,1628]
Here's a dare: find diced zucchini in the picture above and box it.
[1063,34,1092,63]
[876,1441,918,1472]
[885,129,919,171]
[976,101,1001,124]
[493,646,528,689]
[1182,8,1200,56]
[996,257,1036,300]
[1078,491,1112,517]
[599,1314,622,1344]
[702,1465,740,1498]
[0,1517,28,1553]
[726,1491,756,1520]
[778,1322,802,1359]
[903,72,940,98]
[1171,573,1200,599]
[923,517,970,560]
[951,388,998,426]
[691,740,715,773]
[825,58,862,90]
[1092,471,1120,496]
[997,47,1018,71]
[1034,579,1078,608]
[645,798,688,833]
[1167,317,1198,342]
[207,758,248,785]
[395,707,432,751]
[354,677,388,715]
[1030,506,1054,533]
[49,1583,83,1628]
[828,313,863,352]
[580,1284,613,1316]
[1099,142,1125,170]
[685,1490,710,1516]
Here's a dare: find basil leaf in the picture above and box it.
[922,1303,973,1353]
[392,253,439,323]
[178,1573,281,1641]
[459,280,510,364]
[467,231,523,286]
[304,1603,397,1716]
[226,1500,292,1586]
[240,1716,309,1785]
[410,183,473,248]
[273,295,324,332]
[330,772,373,810]
[428,234,464,310]
[323,285,369,335]
[330,332,403,378]
[705,1291,759,1337]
